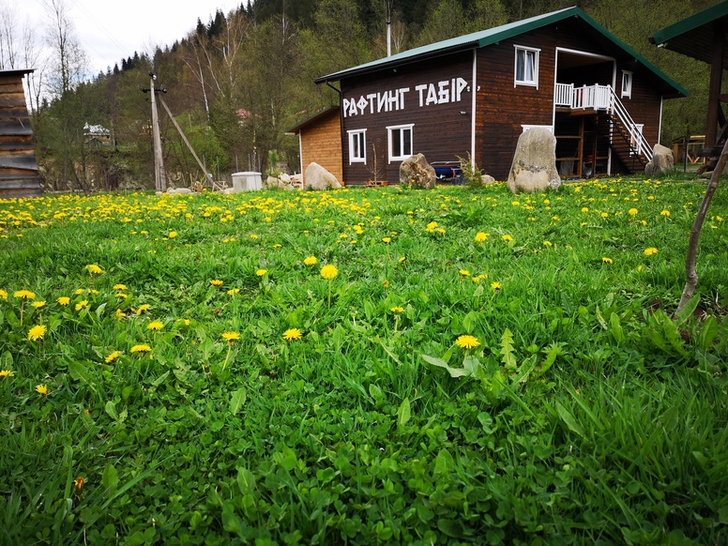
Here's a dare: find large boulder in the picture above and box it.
[400,153,436,189]
[644,143,674,175]
[305,162,342,190]
[507,128,561,193]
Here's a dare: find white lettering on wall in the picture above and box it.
[343,77,468,118]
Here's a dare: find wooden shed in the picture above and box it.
[0,69,39,199]
[315,7,686,184]
[285,106,343,185]
[651,1,728,168]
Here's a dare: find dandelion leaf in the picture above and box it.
[229,388,247,416]
[421,353,478,378]
[499,328,517,371]
[398,397,411,426]
[555,401,586,439]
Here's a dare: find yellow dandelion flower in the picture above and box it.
[501,234,513,242]
[390,306,404,313]
[644,247,658,256]
[283,328,303,341]
[31,301,46,309]
[491,281,502,290]
[581,207,589,213]
[168,231,178,238]
[601,212,609,218]
[320,264,338,280]
[147,321,164,331]
[112,284,127,291]
[628,208,638,216]
[249,234,259,239]
[14,290,36,300]
[602,257,613,264]
[660,210,671,217]
[136,304,151,315]
[0,369,14,378]
[35,384,48,395]
[27,324,46,341]
[221,331,240,342]
[0,289,7,300]
[115,309,125,319]
[303,256,317,266]
[382,237,391,243]
[73,476,85,490]
[75,300,89,311]
[227,288,240,295]
[210,279,223,287]
[459,269,470,276]
[256,269,268,276]
[543,241,553,247]
[57,296,70,306]
[74,288,85,295]
[455,335,480,349]
[474,232,488,242]
[130,344,152,353]
[86,264,103,275]
[105,351,121,363]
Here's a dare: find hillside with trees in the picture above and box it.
[1,0,722,192]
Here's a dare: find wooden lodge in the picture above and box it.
[0,69,40,199]
[313,6,686,184]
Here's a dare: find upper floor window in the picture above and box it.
[348,129,366,164]
[621,70,633,99]
[387,124,413,162]
[514,46,540,88]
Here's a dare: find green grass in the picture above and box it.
[0,177,727,544]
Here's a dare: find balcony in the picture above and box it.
[555,83,613,110]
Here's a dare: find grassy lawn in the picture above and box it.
[0,176,727,544]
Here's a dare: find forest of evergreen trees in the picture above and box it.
[23,0,723,192]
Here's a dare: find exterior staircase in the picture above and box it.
[555,83,652,174]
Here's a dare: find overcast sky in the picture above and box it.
[17,0,244,75]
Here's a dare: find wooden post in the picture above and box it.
[705,21,725,149]
[149,76,166,192]
[158,96,213,183]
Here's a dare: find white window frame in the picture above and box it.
[521,124,553,133]
[347,129,367,164]
[514,45,540,88]
[387,124,414,163]
[621,70,633,99]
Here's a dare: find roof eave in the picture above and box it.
[652,1,728,46]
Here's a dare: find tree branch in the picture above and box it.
[676,136,728,314]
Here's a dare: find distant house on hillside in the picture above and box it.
[311,6,686,184]
[0,69,40,199]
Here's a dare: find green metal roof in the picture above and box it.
[315,6,687,98]
[651,1,728,68]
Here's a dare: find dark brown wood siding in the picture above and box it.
[337,17,671,182]
[0,72,39,199]
[340,52,473,185]
[472,19,669,179]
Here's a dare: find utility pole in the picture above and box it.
[385,0,393,57]
[141,73,167,193]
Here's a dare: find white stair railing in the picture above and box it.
[554,82,653,162]
[606,87,653,163]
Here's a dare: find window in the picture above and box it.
[521,124,553,133]
[514,46,540,88]
[348,129,366,164]
[621,70,633,99]
[387,124,413,162]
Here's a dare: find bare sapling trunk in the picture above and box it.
[676,137,728,314]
